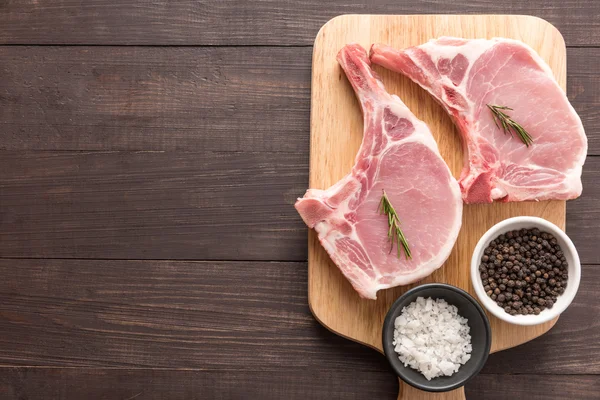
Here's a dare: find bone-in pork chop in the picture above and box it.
[371,37,587,203]
[295,44,462,299]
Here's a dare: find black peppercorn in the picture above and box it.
[537,298,546,306]
[478,227,568,316]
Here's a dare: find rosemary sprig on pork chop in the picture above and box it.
[378,190,412,259]
[487,104,534,147]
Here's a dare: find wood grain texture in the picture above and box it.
[0,46,311,153]
[0,368,597,400]
[0,258,381,369]
[567,159,600,264]
[466,374,600,400]
[567,48,600,157]
[1,47,599,155]
[0,368,398,399]
[0,1,599,46]
[0,259,596,374]
[0,151,308,261]
[308,15,568,400]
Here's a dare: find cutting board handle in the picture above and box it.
[398,380,465,400]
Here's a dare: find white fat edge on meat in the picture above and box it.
[314,216,382,299]
[313,176,384,286]
[420,37,495,68]
[490,186,508,200]
[565,164,584,196]
[494,162,584,201]
[422,38,494,84]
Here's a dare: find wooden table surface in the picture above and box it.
[0,2,599,399]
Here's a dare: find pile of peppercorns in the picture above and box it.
[478,227,568,316]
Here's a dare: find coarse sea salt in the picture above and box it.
[393,296,472,381]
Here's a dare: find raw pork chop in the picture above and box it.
[370,37,587,203]
[295,44,462,300]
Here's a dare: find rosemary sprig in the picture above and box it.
[487,104,533,147]
[378,190,412,259]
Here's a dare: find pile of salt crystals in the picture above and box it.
[393,296,472,381]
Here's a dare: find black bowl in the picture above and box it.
[382,283,492,392]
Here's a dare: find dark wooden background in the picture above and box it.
[0,1,599,399]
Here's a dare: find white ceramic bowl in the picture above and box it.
[471,216,581,326]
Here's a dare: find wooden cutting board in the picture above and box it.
[308,15,566,400]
